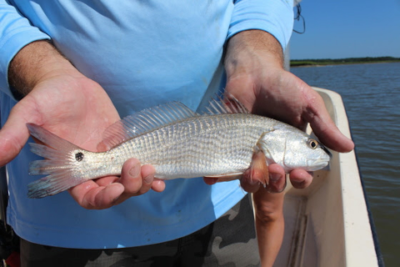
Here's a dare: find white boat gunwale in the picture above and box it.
[267,87,384,267]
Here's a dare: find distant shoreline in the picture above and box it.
[290,56,400,67]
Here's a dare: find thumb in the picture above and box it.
[305,92,354,152]
[0,104,36,166]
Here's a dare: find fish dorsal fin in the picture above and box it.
[102,102,198,149]
[204,94,249,115]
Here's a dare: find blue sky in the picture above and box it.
[289,0,400,59]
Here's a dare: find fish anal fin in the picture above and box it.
[28,171,88,198]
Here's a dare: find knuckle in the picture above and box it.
[255,203,282,223]
[138,184,151,195]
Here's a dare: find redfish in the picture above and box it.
[27,98,331,198]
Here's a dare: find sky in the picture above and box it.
[289,0,400,59]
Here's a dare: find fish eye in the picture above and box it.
[307,139,319,149]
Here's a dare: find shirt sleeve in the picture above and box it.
[228,0,294,50]
[0,1,50,98]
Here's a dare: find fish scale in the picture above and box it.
[106,114,275,179]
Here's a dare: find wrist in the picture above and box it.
[8,40,82,99]
[225,30,284,75]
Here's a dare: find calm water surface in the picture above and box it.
[292,63,400,266]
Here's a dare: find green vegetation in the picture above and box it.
[291,56,400,67]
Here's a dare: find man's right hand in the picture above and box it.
[0,41,165,209]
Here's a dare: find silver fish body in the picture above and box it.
[27,99,331,198]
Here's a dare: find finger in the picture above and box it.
[96,125,122,152]
[289,169,313,189]
[119,158,146,194]
[0,104,36,166]
[267,164,287,193]
[69,180,124,209]
[240,151,268,193]
[304,90,354,152]
[70,159,160,209]
[240,170,260,193]
[151,179,166,192]
[112,159,152,207]
[95,176,119,187]
[139,164,157,194]
[140,163,164,192]
[203,177,218,185]
[116,160,159,205]
[91,183,125,209]
[96,141,109,152]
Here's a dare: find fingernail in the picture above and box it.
[144,175,153,185]
[129,164,140,178]
[269,173,282,183]
[292,180,305,187]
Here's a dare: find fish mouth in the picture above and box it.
[321,145,332,158]
[307,158,330,171]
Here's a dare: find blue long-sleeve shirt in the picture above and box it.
[0,0,293,248]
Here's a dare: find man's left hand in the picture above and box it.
[205,30,354,193]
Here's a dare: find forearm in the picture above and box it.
[254,191,285,267]
[8,40,80,99]
[256,211,284,267]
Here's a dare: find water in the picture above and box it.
[291,63,400,266]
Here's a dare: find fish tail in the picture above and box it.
[27,123,88,198]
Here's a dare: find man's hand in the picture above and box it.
[222,30,354,193]
[0,41,165,209]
